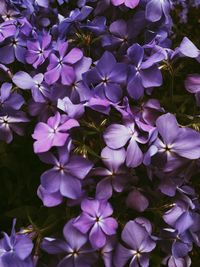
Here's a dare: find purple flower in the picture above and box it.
[32,112,79,153]
[0,219,34,267]
[102,14,146,53]
[0,82,24,112]
[111,0,140,8]
[26,32,51,68]
[37,184,63,207]
[114,218,156,267]
[44,42,83,85]
[146,113,200,170]
[0,111,29,143]
[94,146,130,200]
[0,31,27,64]
[126,189,149,212]
[103,120,155,168]
[39,142,93,200]
[73,199,118,248]
[185,74,200,106]
[42,219,98,267]
[57,97,85,119]
[127,43,163,99]
[145,0,171,22]
[13,71,50,103]
[162,255,191,267]
[84,51,127,102]
[0,20,16,42]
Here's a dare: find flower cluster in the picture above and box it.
[0,0,200,267]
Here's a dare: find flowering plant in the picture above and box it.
[0,0,200,266]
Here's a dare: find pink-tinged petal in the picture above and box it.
[63,48,83,64]
[61,64,76,85]
[73,213,94,234]
[58,42,68,58]
[125,0,140,9]
[47,112,61,129]
[111,0,124,6]
[101,218,118,235]
[66,156,93,179]
[104,124,131,149]
[58,118,79,132]
[81,199,100,216]
[126,138,143,168]
[47,53,59,70]
[101,146,126,173]
[89,224,106,248]
[33,137,53,153]
[60,174,82,199]
[99,201,113,217]
[52,132,69,147]
[32,122,51,139]
[44,66,61,85]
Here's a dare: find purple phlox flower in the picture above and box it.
[145,113,200,169]
[111,0,140,8]
[82,16,106,35]
[41,219,98,267]
[73,199,118,248]
[102,12,146,53]
[13,71,50,103]
[94,146,131,200]
[163,202,194,234]
[38,142,93,200]
[84,51,127,103]
[0,30,27,64]
[104,119,156,168]
[28,85,67,122]
[0,20,16,42]
[126,189,149,212]
[0,219,34,267]
[127,43,163,99]
[162,255,191,267]
[44,41,83,85]
[26,32,51,68]
[0,82,24,112]
[185,74,200,106]
[162,202,194,259]
[57,97,85,119]
[114,218,156,267]
[131,98,164,127]
[58,6,93,38]
[32,111,79,153]
[0,110,29,143]
[63,56,92,103]
[145,0,172,22]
